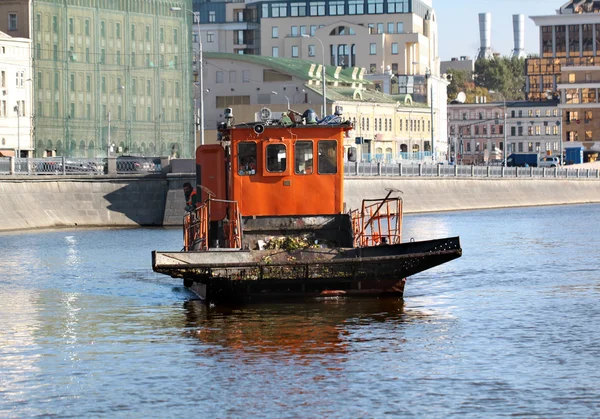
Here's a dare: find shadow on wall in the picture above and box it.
[103,179,168,226]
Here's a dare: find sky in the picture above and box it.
[435,0,566,61]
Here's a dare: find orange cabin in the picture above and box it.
[195,121,352,221]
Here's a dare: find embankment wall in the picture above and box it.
[0,175,599,232]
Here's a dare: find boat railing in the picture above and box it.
[183,197,243,251]
[350,195,403,248]
[183,204,209,251]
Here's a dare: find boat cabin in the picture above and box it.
[188,108,354,250]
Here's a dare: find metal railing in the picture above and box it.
[343,162,600,180]
[2,157,599,180]
[0,156,162,175]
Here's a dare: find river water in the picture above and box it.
[1,205,599,418]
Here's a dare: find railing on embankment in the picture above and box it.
[3,157,599,180]
[344,162,600,180]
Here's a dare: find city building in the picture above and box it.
[558,65,600,161]
[525,0,600,158]
[193,0,447,157]
[0,30,32,157]
[527,0,600,102]
[441,57,475,76]
[448,101,561,165]
[0,0,194,158]
[203,53,437,162]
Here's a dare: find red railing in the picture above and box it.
[183,198,243,251]
[350,194,403,248]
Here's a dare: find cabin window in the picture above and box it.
[266,144,287,172]
[294,141,313,174]
[318,140,337,174]
[238,142,257,175]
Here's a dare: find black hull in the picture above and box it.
[153,237,462,304]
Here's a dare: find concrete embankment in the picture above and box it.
[344,177,600,213]
[0,174,193,232]
[0,175,599,232]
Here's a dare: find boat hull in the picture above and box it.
[152,237,462,304]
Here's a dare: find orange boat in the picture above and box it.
[152,107,461,303]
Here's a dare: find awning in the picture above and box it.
[0,150,15,157]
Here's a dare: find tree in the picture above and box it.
[446,68,491,103]
[474,57,526,100]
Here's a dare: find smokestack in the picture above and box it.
[478,13,493,60]
[511,14,527,59]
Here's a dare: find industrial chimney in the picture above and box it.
[478,13,493,60]
[511,14,527,59]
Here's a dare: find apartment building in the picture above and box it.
[448,101,561,165]
[0,0,194,158]
[203,53,435,162]
[0,31,32,157]
[527,0,600,101]
[194,0,445,158]
[558,66,600,158]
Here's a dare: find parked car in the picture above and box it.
[539,156,561,168]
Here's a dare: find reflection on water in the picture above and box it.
[183,299,407,359]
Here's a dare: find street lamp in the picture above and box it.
[107,85,124,157]
[13,104,20,161]
[171,6,203,150]
[490,90,508,166]
[301,34,327,118]
[425,68,435,161]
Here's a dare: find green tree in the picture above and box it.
[474,57,525,100]
[446,68,491,103]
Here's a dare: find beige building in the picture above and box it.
[558,66,600,159]
[203,52,434,162]
[448,101,561,165]
[0,30,32,157]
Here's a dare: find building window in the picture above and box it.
[85,19,90,36]
[86,75,91,92]
[310,1,326,16]
[69,18,74,34]
[242,70,250,82]
[131,24,135,40]
[370,43,376,55]
[209,11,216,23]
[70,73,75,91]
[397,22,404,34]
[8,13,17,31]
[291,2,307,17]
[308,44,315,57]
[272,26,278,38]
[377,23,384,34]
[568,73,575,83]
[368,0,384,13]
[146,80,151,95]
[291,26,298,37]
[101,21,106,37]
[207,32,214,42]
[348,0,364,15]
[271,2,287,17]
[388,22,395,34]
[52,16,58,33]
[300,25,307,36]
[216,71,223,83]
[272,46,279,57]
[391,43,398,55]
[229,70,236,83]
[292,45,299,58]
[116,22,121,39]
[330,1,344,15]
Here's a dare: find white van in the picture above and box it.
[539,156,561,167]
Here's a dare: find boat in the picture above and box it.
[152,106,462,303]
